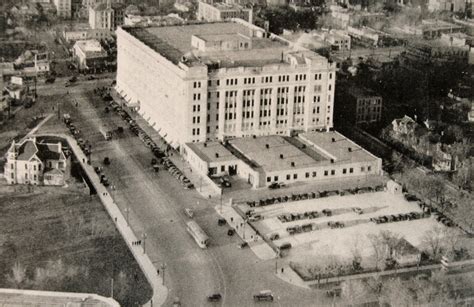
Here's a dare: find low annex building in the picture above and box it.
[4,137,67,186]
[183,131,382,188]
[72,39,108,71]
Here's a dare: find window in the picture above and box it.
[192,128,196,135]
[274,176,278,181]
[34,175,37,180]
[312,171,316,177]
[25,164,28,169]
[349,168,354,173]
[11,164,13,169]
[343,168,347,174]
[324,170,328,176]
[331,170,335,175]
[25,173,28,179]
[11,173,14,179]
[293,174,298,179]
[286,174,290,180]
[368,166,372,171]
[221,165,225,172]
[305,172,309,178]
[38,164,41,171]
[329,73,333,79]
[267,176,271,182]
[361,166,365,172]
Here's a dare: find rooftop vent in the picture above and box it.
[280,154,284,159]
[291,161,295,167]
[253,135,256,139]
[215,153,219,158]
[265,144,269,149]
[331,138,336,142]
[348,147,352,152]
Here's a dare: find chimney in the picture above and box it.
[280,154,284,159]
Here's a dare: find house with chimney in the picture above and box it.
[4,137,67,186]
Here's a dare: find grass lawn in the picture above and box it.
[0,185,152,306]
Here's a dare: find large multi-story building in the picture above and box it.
[89,0,125,31]
[54,0,72,18]
[116,20,337,149]
[4,137,67,186]
[197,0,253,23]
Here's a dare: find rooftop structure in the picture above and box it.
[124,14,184,27]
[72,39,108,70]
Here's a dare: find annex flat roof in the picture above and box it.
[299,131,378,165]
[229,135,327,173]
[186,141,238,163]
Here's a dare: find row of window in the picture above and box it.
[266,165,371,182]
[20,164,42,171]
[207,73,333,88]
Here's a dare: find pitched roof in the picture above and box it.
[16,140,38,161]
[37,143,64,161]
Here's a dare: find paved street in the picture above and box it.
[36,78,331,306]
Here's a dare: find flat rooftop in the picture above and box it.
[211,2,250,11]
[186,141,238,163]
[123,22,322,67]
[230,135,325,172]
[299,131,378,165]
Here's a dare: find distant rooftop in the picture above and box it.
[209,2,250,10]
[122,21,327,68]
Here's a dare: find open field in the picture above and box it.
[0,185,152,306]
[239,191,453,267]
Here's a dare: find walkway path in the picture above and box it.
[35,133,168,307]
[0,288,119,307]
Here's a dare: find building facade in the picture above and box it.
[336,87,382,126]
[72,39,108,71]
[4,137,67,186]
[197,1,253,23]
[54,0,72,18]
[116,20,337,149]
[89,0,124,31]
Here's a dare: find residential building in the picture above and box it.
[391,115,417,136]
[89,0,125,31]
[313,29,351,51]
[54,0,72,18]
[197,1,253,23]
[116,20,337,148]
[401,40,470,67]
[428,0,472,13]
[183,131,382,188]
[330,5,385,29]
[335,87,382,126]
[4,137,67,186]
[72,39,108,71]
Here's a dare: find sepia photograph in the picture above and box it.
[0,0,473,306]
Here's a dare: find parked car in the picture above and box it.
[268,233,280,241]
[253,290,274,302]
[218,218,227,226]
[219,177,231,188]
[269,182,280,189]
[227,229,235,236]
[238,242,248,249]
[207,293,222,302]
[279,243,292,250]
[248,215,262,222]
[103,157,110,165]
[352,207,363,215]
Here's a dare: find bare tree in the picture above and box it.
[6,262,28,288]
[421,225,445,261]
[340,279,368,306]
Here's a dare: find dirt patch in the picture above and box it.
[0,186,152,306]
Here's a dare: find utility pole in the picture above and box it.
[110,278,114,298]
[142,233,147,254]
[125,207,130,226]
[161,263,166,285]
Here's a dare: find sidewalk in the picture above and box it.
[216,202,276,261]
[35,133,168,307]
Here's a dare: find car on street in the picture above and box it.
[219,177,231,188]
[218,218,226,226]
[184,208,194,218]
[207,293,222,302]
[238,242,248,249]
[253,290,274,302]
[248,215,262,222]
[268,233,280,241]
[352,207,363,215]
[227,229,235,236]
[279,243,292,250]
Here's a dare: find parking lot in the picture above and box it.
[238,191,451,267]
